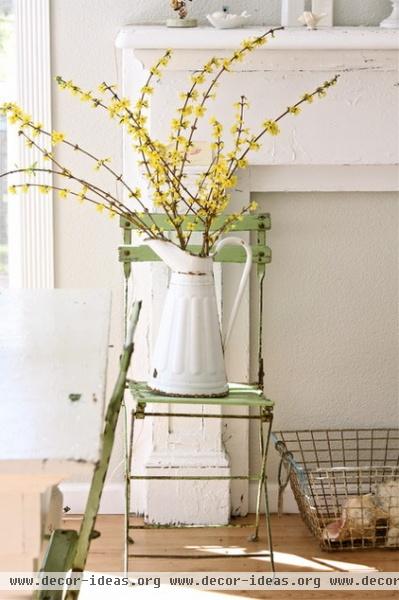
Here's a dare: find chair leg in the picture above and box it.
[261,413,275,573]
[125,408,137,575]
[123,400,130,575]
[250,409,266,542]
[250,410,275,572]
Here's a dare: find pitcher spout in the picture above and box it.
[143,238,212,274]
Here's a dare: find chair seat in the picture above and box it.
[128,381,273,408]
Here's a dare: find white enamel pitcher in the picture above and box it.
[145,237,252,397]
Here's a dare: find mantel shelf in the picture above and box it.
[116,26,398,51]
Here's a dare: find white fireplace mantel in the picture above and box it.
[117,26,398,193]
[116,26,398,51]
[116,25,398,524]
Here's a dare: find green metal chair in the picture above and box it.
[119,213,275,572]
[36,302,142,600]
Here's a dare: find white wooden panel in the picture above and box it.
[0,289,110,468]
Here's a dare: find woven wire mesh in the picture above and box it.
[273,429,399,550]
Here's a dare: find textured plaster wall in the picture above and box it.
[249,192,399,481]
[50,0,396,499]
[110,1,392,27]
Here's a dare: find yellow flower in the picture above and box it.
[225,175,237,189]
[232,51,244,63]
[119,97,131,109]
[58,188,69,198]
[94,158,111,171]
[20,114,32,128]
[80,91,92,102]
[240,38,255,50]
[191,73,205,85]
[8,185,17,194]
[254,36,267,46]
[77,185,88,203]
[288,105,301,116]
[249,200,258,212]
[263,120,280,136]
[194,105,206,117]
[108,210,116,219]
[128,188,142,199]
[158,56,170,68]
[98,82,108,93]
[51,130,65,145]
[302,93,314,104]
[203,61,215,74]
[32,122,43,137]
[186,221,197,232]
[140,85,154,95]
[171,118,181,130]
[96,203,105,213]
[21,184,29,193]
[39,185,50,194]
[247,139,260,151]
[237,158,248,169]
[135,99,149,110]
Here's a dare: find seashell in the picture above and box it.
[375,479,399,523]
[323,517,344,541]
[323,494,383,543]
[341,494,376,531]
[207,11,251,30]
[298,11,326,30]
[375,480,399,547]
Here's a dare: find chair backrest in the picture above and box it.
[119,213,271,268]
[118,213,271,388]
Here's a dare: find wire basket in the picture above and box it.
[272,428,399,551]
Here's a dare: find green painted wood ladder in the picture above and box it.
[36,302,142,600]
[119,213,276,573]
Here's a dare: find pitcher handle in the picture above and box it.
[212,236,252,348]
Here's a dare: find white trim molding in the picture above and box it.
[60,483,126,515]
[60,481,299,515]
[116,26,399,52]
[9,0,53,288]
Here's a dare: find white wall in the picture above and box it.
[50,0,397,511]
[249,192,399,483]
[68,1,392,27]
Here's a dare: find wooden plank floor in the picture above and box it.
[63,513,399,599]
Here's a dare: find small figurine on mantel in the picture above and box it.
[167,0,197,28]
[281,0,333,28]
[298,11,326,30]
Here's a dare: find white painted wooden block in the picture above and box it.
[0,289,111,571]
[312,0,334,26]
[281,0,306,27]
[43,486,63,535]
